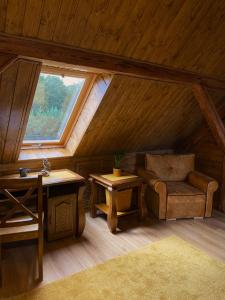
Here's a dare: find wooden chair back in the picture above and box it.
[0,175,43,229]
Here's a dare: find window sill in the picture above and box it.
[19,147,72,161]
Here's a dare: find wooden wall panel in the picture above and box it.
[0,58,41,163]
[66,74,113,155]
[75,75,225,157]
[0,0,225,80]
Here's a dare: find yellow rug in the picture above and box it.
[12,236,225,300]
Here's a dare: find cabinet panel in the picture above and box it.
[47,194,77,241]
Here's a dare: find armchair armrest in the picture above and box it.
[187,171,218,193]
[137,168,167,194]
[187,171,218,217]
[138,168,167,219]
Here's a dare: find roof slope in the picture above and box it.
[75,75,225,156]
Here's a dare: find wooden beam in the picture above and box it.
[0,33,225,89]
[193,84,225,152]
[180,101,225,151]
[0,53,18,74]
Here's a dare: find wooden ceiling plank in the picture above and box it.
[113,0,158,57]
[131,0,186,61]
[0,33,225,89]
[163,1,224,75]
[37,0,62,41]
[52,0,78,43]
[79,0,110,49]
[91,0,134,55]
[22,0,44,37]
[193,84,225,153]
[0,0,8,32]
[63,0,93,46]
[5,0,27,35]
[152,0,210,65]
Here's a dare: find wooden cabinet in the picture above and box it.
[47,194,77,241]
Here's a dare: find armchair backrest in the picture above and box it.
[145,154,195,181]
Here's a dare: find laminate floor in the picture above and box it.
[1,211,225,299]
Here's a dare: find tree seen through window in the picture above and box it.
[24,73,85,142]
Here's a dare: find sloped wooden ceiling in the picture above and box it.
[0,1,225,162]
[75,75,225,156]
[0,0,225,79]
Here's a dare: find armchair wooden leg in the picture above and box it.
[38,235,43,282]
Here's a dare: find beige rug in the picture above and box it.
[11,236,225,300]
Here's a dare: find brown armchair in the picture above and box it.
[138,154,218,220]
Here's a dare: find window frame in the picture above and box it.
[22,66,96,149]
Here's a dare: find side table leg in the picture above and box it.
[90,179,97,218]
[107,187,117,233]
[76,185,86,237]
[138,183,148,221]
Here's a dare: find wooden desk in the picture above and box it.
[0,169,86,241]
[89,173,147,233]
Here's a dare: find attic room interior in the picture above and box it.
[0,0,225,299]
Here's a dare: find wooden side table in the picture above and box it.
[89,173,147,233]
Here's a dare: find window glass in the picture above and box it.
[24,73,85,142]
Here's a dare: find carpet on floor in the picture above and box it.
[12,236,225,300]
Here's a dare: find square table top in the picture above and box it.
[0,169,85,187]
[89,173,143,189]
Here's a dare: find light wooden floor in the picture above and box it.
[1,211,225,299]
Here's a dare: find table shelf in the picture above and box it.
[95,203,138,217]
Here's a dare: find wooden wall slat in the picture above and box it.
[0,61,19,162]
[0,58,41,164]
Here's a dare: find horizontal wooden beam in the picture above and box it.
[193,84,225,152]
[0,34,225,89]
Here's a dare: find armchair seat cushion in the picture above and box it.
[166,182,204,196]
[166,182,206,219]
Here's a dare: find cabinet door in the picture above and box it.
[47,194,77,241]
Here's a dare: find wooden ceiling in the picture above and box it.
[75,75,225,156]
[0,0,225,79]
[0,1,225,161]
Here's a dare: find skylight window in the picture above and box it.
[23,67,94,147]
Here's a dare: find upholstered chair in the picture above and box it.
[138,154,218,220]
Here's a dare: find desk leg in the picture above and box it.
[138,183,148,221]
[90,179,97,218]
[107,187,117,233]
[76,185,86,237]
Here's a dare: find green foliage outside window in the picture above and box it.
[24,74,85,141]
